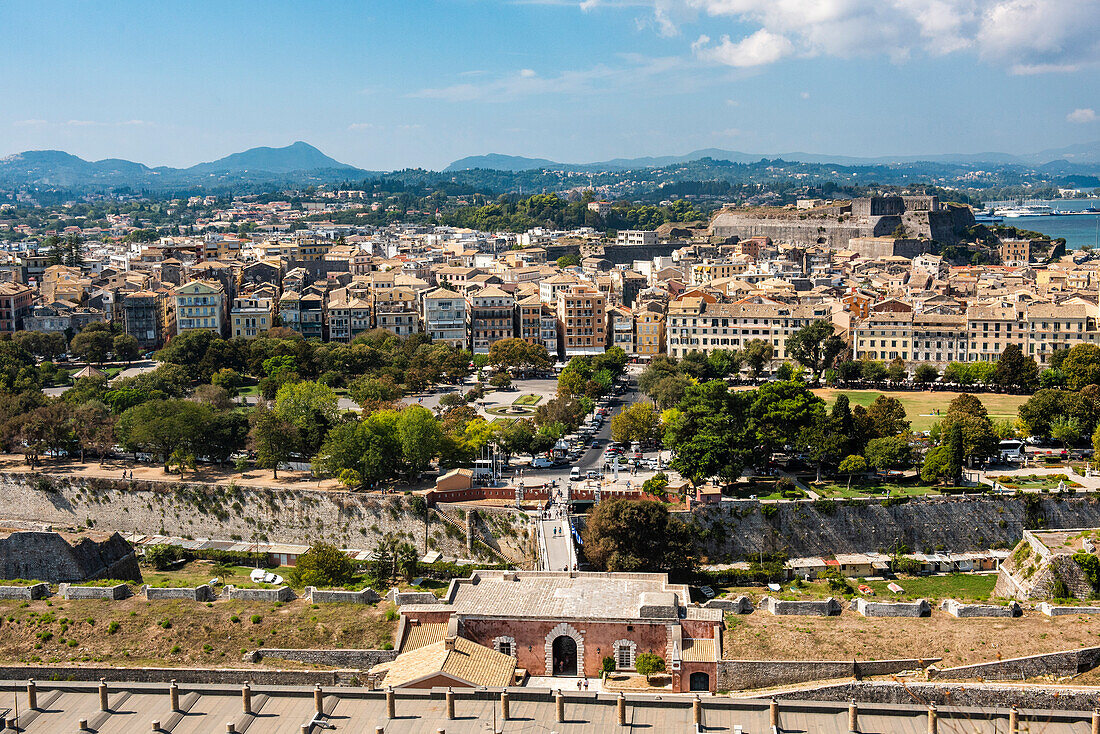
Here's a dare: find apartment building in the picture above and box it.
[0,283,34,333]
[966,304,1027,362]
[278,290,325,341]
[1000,239,1031,266]
[852,312,913,362]
[423,288,467,348]
[666,300,832,359]
[372,286,420,337]
[690,259,751,286]
[121,290,164,349]
[1026,302,1098,366]
[468,286,515,354]
[616,230,657,247]
[607,304,635,355]
[173,280,227,337]
[231,291,277,339]
[556,283,606,357]
[911,313,968,365]
[326,288,372,343]
[635,301,666,357]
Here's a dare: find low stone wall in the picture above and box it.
[58,583,129,600]
[248,648,398,669]
[929,646,1100,681]
[306,587,381,605]
[940,599,1021,618]
[851,598,930,617]
[386,589,439,606]
[0,664,347,686]
[0,583,49,600]
[226,585,294,602]
[143,584,216,602]
[717,658,936,691]
[776,680,1100,712]
[758,596,841,616]
[1037,602,1100,616]
[703,596,754,614]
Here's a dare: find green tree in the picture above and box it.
[994,344,1039,390]
[556,253,580,268]
[288,543,356,588]
[784,320,844,381]
[749,380,825,457]
[864,436,912,471]
[70,324,113,364]
[913,363,939,384]
[488,337,550,374]
[248,404,298,479]
[837,454,867,489]
[865,395,910,437]
[1050,415,1082,449]
[112,333,140,364]
[316,410,402,487]
[274,380,340,455]
[635,653,666,683]
[663,381,752,486]
[611,402,660,445]
[116,399,207,470]
[741,339,774,378]
[397,405,443,480]
[860,359,888,382]
[73,400,116,463]
[1061,344,1100,390]
[581,498,694,573]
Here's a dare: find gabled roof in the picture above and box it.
[372,636,516,688]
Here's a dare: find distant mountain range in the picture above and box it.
[3,139,1100,195]
[0,142,372,191]
[445,141,1100,172]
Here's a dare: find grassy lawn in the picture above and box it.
[715,574,996,604]
[490,417,518,426]
[512,394,542,406]
[864,573,997,602]
[142,562,259,589]
[815,483,943,498]
[812,389,1028,432]
[237,384,261,397]
[986,473,1080,490]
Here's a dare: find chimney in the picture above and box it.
[444,636,457,651]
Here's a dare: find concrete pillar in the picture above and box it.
[99,680,109,712]
[446,688,455,719]
[692,695,702,726]
[242,683,252,715]
[78,719,88,731]
[226,724,236,734]
[26,679,36,711]
[555,689,564,723]
[848,700,858,732]
[300,725,309,734]
[1092,708,1099,734]
[617,692,626,726]
[314,685,323,714]
[500,690,510,721]
[386,687,395,719]
[151,722,160,731]
[927,704,938,734]
[375,727,384,734]
[169,680,179,712]
[1008,705,1018,733]
[770,698,779,729]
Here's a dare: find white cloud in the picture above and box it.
[800,91,810,99]
[651,0,1100,72]
[519,68,538,77]
[1068,108,1098,123]
[693,29,794,67]
[348,123,377,130]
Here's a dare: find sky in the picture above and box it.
[0,0,1098,171]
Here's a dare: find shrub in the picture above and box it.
[288,542,356,588]
[250,614,263,625]
[601,656,616,675]
[635,653,666,682]
[107,621,120,635]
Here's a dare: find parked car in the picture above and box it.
[586,469,602,480]
[570,467,581,480]
[532,456,554,469]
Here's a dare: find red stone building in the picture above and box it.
[395,570,723,692]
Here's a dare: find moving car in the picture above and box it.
[532,456,554,469]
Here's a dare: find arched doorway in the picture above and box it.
[689,672,710,692]
[552,635,577,676]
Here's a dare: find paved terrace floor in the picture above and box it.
[0,682,1093,733]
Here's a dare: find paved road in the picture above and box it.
[540,517,574,572]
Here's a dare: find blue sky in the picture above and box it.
[0,0,1098,170]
